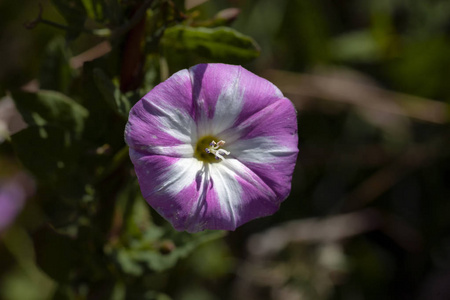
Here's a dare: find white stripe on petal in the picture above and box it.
[140,144,194,157]
[184,163,212,232]
[209,162,243,229]
[142,99,197,144]
[227,136,297,164]
[221,159,277,198]
[207,158,278,230]
[145,157,203,198]
[211,74,244,134]
[195,67,245,138]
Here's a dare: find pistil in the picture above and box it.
[205,140,230,160]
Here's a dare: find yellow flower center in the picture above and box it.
[194,135,230,163]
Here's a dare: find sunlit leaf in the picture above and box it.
[81,0,105,21]
[11,90,88,138]
[332,30,381,63]
[112,227,225,275]
[161,26,260,67]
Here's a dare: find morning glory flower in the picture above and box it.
[0,177,28,233]
[125,63,298,232]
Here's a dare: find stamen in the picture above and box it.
[204,140,230,160]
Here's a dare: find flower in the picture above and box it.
[0,175,30,234]
[125,63,298,232]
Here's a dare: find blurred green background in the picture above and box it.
[1,0,450,299]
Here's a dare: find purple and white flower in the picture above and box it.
[125,64,298,232]
[0,174,33,233]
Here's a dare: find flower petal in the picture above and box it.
[130,150,231,232]
[189,64,244,137]
[130,149,205,228]
[232,66,285,126]
[0,181,26,232]
[203,159,281,231]
[226,97,298,200]
[234,96,297,141]
[130,148,284,232]
[189,64,289,142]
[127,63,299,232]
[125,69,196,157]
[228,135,298,200]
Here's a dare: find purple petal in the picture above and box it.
[225,80,298,201]
[126,63,299,232]
[203,159,282,231]
[189,64,241,120]
[130,149,204,230]
[189,64,291,141]
[234,96,298,141]
[130,148,223,232]
[233,66,286,126]
[125,69,196,157]
[227,135,298,201]
[189,64,245,136]
[0,181,26,233]
[131,148,284,232]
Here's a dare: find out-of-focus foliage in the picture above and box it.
[1,0,255,299]
[161,25,260,68]
[0,0,449,300]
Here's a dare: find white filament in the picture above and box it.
[205,140,230,160]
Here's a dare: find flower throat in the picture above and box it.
[194,135,230,163]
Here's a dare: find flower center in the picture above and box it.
[194,135,230,163]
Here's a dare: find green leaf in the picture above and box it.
[51,285,76,300]
[11,90,88,138]
[332,30,381,63]
[107,192,225,276]
[33,225,79,282]
[92,68,131,118]
[146,230,226,272]
[81,0,105,21]
[113,228,225,275]
[103,0,123,26]
[1,227,57,299]
[161,25,260,67]
[126,289,172,300]
[11,126,80,183]
[141,291,172,300]
[39,37,74,93]
[51,0,87,39]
